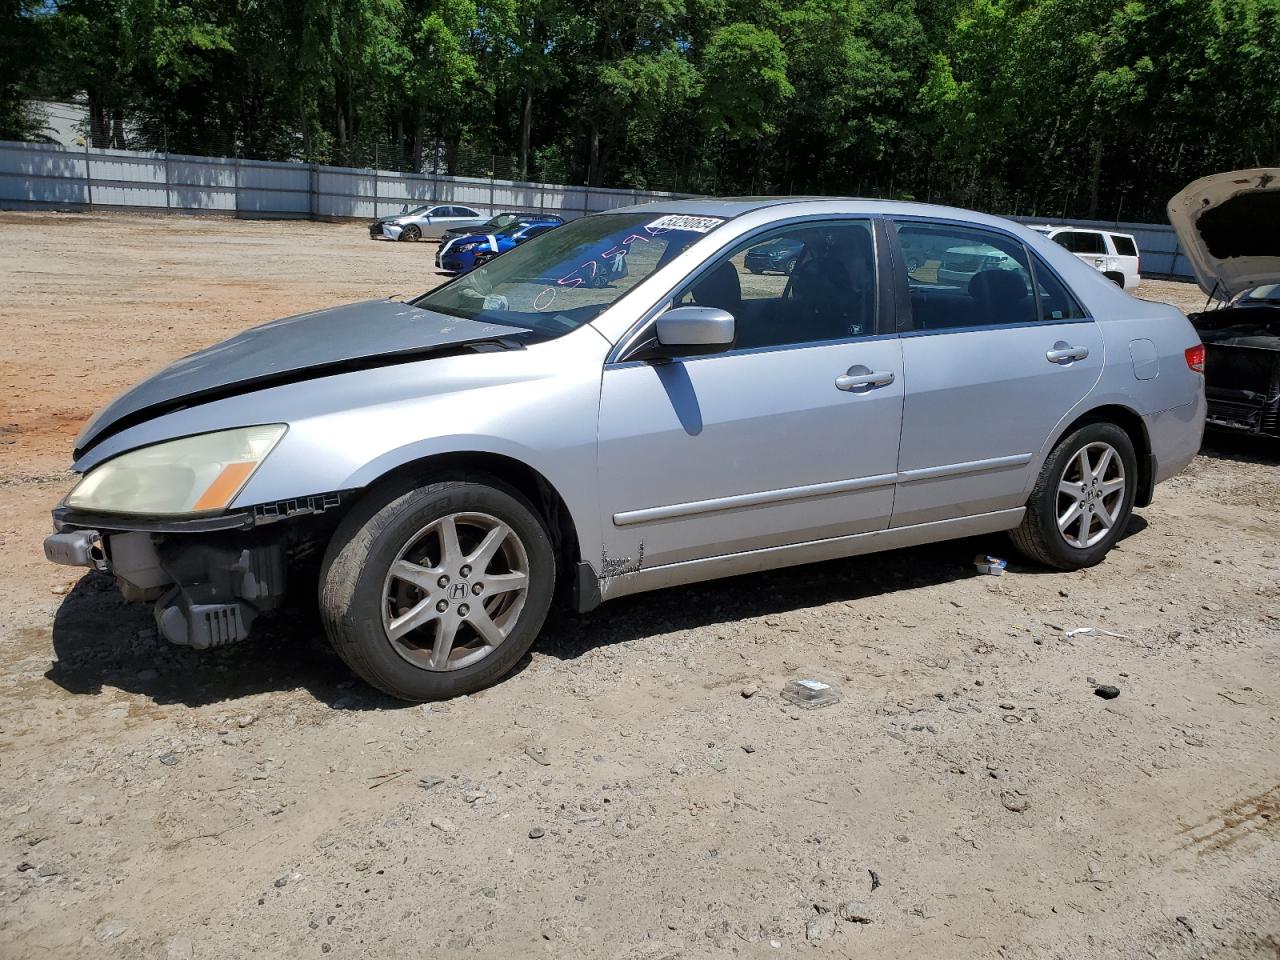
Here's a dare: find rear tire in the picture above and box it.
[319,479,555,701]
[1009,422,1137,570]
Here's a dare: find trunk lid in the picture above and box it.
[1168,168,1280,301]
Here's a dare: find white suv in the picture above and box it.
[1030,226,1141,291]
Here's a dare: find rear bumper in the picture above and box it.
[1146,393,1207,486]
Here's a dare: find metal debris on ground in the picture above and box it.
[1063,627,1129,639]
[523,745,551,766]
[780,678,842,709]
[973,555,1008,576]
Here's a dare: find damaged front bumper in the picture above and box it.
[44,494,344,650]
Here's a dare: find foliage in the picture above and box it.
[15,0,1280,220]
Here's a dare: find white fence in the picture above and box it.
[0,140,1196,281]
[0,140,694,222]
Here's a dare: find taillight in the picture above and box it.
[1185,344,1205,373]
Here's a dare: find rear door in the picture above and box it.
[889,219,1104,527]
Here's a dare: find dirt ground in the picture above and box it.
[1,212,1278,960]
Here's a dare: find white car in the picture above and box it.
[1030,226,1141,291]
[368,205,486,241]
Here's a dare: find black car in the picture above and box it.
[440,211,565,242]
[743,237,804,275]
[1189,285,1280,437]
[1169,168,1280,439]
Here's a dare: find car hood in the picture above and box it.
[1168,168,1280,301]
[74,299,521,458]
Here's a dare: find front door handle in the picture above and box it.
[1046,342,1089,364]
[835,365,896,391]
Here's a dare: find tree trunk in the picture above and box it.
[1087,136,1103,220]
[87,97,107,148]
[411,104,425,173]
[519,84,533,180]
[588,121,600,186]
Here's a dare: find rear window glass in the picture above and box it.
[1110,235,1138,257]
[1054,231,1106,255]
[1032,258,1088,321]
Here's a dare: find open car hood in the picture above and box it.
[74,299,519,458]
[1168,168,1280,301]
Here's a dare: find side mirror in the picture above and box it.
[652,306,736,358]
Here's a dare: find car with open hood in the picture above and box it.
[1169,168,1280,437]
[44,198,1205,701]
[368,204,485,241]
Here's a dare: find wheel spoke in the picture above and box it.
[436,515,462,569]
[1096,505,1115,530]
[1092,446,1115,483]
[430,617,460,669]
[1074,447,1091,483]
[1058,479,1084,501]
[387,599,438,641]
[467,605,507,648]
[482,570,528,595]
[1100,478,1125,496]
[1058,500,1082,531]
[389,559,438,594]
[466,522,511,573]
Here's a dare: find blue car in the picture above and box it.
[437,219,563,274]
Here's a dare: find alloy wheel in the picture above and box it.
[381,512,530,671]
[1055,441,1126,549]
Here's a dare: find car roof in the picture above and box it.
[603,196,1049,234]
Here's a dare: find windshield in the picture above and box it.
[1239,284,1280,304]
[401,205,430,217]
[414,213,724,336]
[486,213,518,229]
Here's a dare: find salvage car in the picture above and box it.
[436,218,563,274]
[743,237,803,275]
[368,204,485,241]
[1029,225,1142,290]
[1170,168,1280,438]
[439,211,565,243]
[44,198,1206,701]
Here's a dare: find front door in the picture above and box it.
[889,219,1104,527]
[596,218,904,577]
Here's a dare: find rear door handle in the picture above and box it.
[1046,342,1089,364]
[835,366,895,391]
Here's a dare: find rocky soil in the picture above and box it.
[1,212,1277,959]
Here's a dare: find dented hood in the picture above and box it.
[1168,168,1280,301]
[75,299,520,457]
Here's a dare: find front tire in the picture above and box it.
[319,479,555,701]
[1009,422,1136,570]
[399,224,422,241]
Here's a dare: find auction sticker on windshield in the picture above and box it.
[646,215,725,233]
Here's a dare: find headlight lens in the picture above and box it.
[455,241,481,251]
[65,424,287,516]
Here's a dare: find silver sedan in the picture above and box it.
[368,204,486,241]
[45,199,1206,701]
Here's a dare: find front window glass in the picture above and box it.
[673,220,877,350]
[414,213,722,336]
